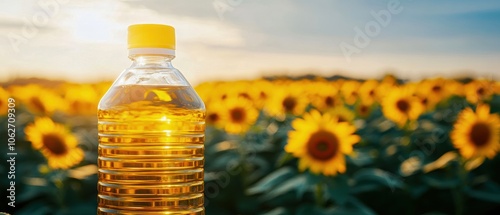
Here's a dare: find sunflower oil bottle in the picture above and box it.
[97,24,206,215]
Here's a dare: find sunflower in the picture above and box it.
[0,87,10,115]
[221,97,259,134]
[265,85,308,118]
[327,105,356,123]
[495,81,500,94]
[205,99,225,128]
[340,80,361,105]
[381,74,399,86]
[25,117,84,169]
[9,84,67,115]
[415,78,456,111]
[195,81,218,104]
[310,82,341,111]
[356,103,373,118]
[62,84,99,115]
[464,80,494,104]
[358,80,379,106]
[248,79,273,109]
[285,110,360,176]
[375,78,398,103]
[451,104,500,159]
[382,86,424,127]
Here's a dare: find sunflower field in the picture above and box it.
[1,75,500,215]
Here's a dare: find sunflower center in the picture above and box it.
[421,98,428,106]
[477,87,485,96]
[260,91,267,99]
[469,122,491,147]
[42,133,68,155]
[229,107,246,123]
[396,99,410,113]
[239,93,251,100]
[325,96,335,107]
[30,97,46,113]
[360,105,369,114]
[307,130,339,161]
[368,90,375,96]
[432,85,442,93]
[282,96,297,112]
[207,113,220,123]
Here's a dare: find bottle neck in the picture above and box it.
[129,55,175,68]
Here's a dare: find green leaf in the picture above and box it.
[246,167,295,195]
[347,196,377,215]
[465,187,500,203]
[421,174,459,189]
[260,207,291,215]
[296,204,330,215]
[352,168,404,192]
[327,175,350,205]
[245,156,272,184]
[260,175,308,200]
[349,183,381,194]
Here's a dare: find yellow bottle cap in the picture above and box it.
[127,24,175,50]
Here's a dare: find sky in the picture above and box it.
[0,0,499,85]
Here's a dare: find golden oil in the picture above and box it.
[98,85,205,214]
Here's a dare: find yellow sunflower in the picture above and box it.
[495,81,500,94]
[356,103,373,119]
[375,78,398,103]
[221,97,259,134]
[464,80,494,104]
[381,74,398,86]
[25,117,84,169]
[382,86,424,127]
[0,87,10,115]
[358,80,379,106]
[205,99,225,128]
[417,79,444,104]
[62,84,99,115]
[9,84,67,115]
[285,110,360,176]
[451,104,500,159]
[248,79,273,109]
[326,105,356,123]
[265,86,308,118]
[340,80,361,105]
[195,81,218,104]
[310,82,341,111]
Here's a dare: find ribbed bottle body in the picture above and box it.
[97,85,205,215]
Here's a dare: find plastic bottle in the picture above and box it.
[97,24,206,215]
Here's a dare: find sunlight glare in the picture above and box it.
[69,9,117,43]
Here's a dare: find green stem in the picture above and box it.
[452,187,464,215]
[54,176,66,208]
[315,183,325,207]
[453,159,467,215]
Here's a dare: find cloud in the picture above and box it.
[0,0,499,83]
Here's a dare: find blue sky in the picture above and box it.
[0,0,499,84]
